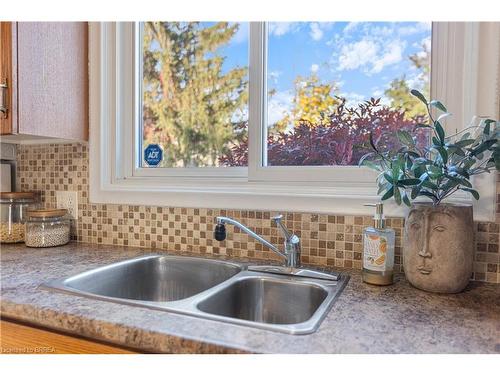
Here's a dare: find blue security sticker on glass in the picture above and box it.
[144,144,163,166]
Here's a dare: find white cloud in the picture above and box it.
[398,22,432,36]
[267,90,293,125]
[370,25,393,37]
[342,92,366,107]
[309,23,323,41]
[421,36,431,51]
[336,36,405,75]
[310,64,319,73]
[404,71,426,91]
[370,40,405,74]
[343,22,359,34]
[338,39,379,71]
[268,70,282,85]
[268,22,299,37]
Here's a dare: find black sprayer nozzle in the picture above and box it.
[214,223,226,241]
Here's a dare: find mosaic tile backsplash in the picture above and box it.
[15,143,500,283]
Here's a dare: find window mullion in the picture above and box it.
[248,22,266,181]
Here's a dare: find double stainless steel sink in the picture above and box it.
[42,255,349,334]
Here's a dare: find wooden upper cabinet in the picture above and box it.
[0,22,88,142]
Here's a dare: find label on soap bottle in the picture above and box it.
[363,234,387,271]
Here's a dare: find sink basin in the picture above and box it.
[197,277,327,324]
[42,254,349,335]
[50,255,241,302]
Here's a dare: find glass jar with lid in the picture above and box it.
[0,192,37,243]
[25,209,71,248]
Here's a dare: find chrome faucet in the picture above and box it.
[214,214,301,268]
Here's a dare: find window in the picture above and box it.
[141,22,249,168]
[137,22,431,171]
[89,22,499,220]
[264,22,431,167]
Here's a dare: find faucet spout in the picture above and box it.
[215,216,285,260]
[215,215,301,268]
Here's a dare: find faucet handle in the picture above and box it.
[272,214,293,241]
[271,214,283,223]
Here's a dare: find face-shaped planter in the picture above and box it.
[403,203,474,293]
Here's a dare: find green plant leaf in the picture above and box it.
[427,165,443,178]
[399,178,421,186]
[410,89,428,105]
[471,139,497,156]
[437,113,451,122]
[420,190,437,201]
[369,132,378,153]
[436,146,448,164]
[394,186,402,205]
[430,100,447,112]
[418,172,429,182]
[435,121,445,144]
[448,166,470,179]
[413,157,430,165]
[458,179,473,188]
[377,183,390,195]
[422,180,439,190]
[402,191,411,207]
[447,145,465,157]
[494,152,500,170]
[484,123,491,135]
[483,119,495,135]
[441,179,460,193]
[389,163,399,178]
[381,187,394,201]
[463,158,476,169]
[412,165,426,178]
[410,185,421,199]
[384,173,394,183]
[454,139,475,148]
[461,187,480,200]
[405,156,413,170]
[460,132,471,141]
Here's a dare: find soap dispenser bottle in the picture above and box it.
[362,203,395,285]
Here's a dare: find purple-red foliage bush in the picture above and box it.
[219,97,428,167]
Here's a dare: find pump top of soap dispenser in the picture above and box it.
[364,203,386,229]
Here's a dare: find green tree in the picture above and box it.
[143,22,248,167]
[384,40,430,119]
[273,74,340,131]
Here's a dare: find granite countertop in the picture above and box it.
[1,242,499,353]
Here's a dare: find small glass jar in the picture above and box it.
[0,192,37,243]
[25,209,71,248]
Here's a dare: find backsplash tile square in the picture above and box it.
[16,143,500,283]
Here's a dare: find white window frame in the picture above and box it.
[89,22,499,220]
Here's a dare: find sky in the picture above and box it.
[213,21,431,125]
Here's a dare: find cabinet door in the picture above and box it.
[16,22,88,141]
[1,320,139,354]
[0,22,16,135]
